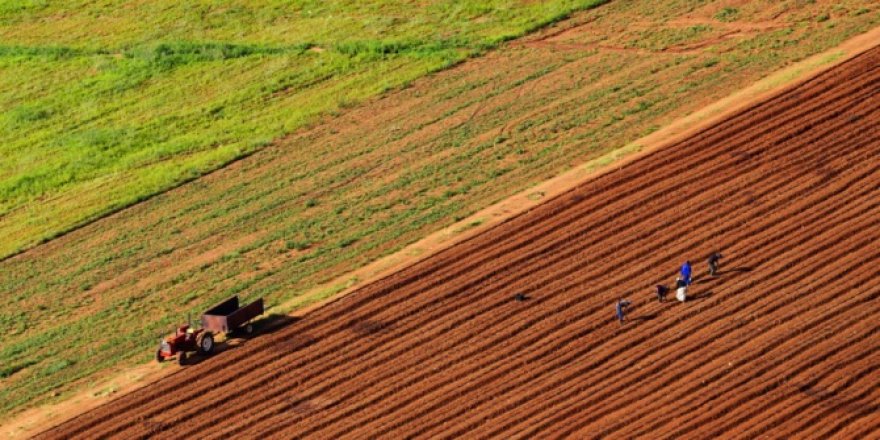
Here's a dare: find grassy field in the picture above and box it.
[2,0,880,421]
[0,0,609,259]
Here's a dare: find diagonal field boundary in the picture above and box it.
[34,31,880,438]
[6,21,880,440]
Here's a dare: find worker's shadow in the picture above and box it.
[718,266,753,276]
[631,313,657,322]
[689,290,714,301]
[694,266,753,284]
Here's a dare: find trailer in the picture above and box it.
[202,296,264,335]
[156,295,264,365]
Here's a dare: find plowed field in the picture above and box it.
[8,1,880,421]
[40,45,880,439]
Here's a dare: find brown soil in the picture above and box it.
[37,45,880,439]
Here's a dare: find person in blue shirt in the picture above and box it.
[616,299,631,324]
[681,260,692,285]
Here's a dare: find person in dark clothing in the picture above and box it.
[708,252,723,276]
[616,299,631,324]
[655,284,669,303]
[675,277,687,289]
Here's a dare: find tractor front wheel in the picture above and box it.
[197,332,215,355]
[156,349,164,363]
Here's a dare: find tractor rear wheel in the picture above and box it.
[178,351,187,366]
[197,332,215,355]
[244,323,254,335]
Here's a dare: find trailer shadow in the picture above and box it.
[256,313,301,333]
[180,313,301,366]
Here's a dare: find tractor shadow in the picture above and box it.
[180,313,301,366]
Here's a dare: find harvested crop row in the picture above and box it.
[39,45,880,440]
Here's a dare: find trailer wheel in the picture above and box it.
[244,323,254,335]
[178,351,187,366]
[156,349,164,363]
[197,332,215,355]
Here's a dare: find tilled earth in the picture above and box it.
[39,46,880,439]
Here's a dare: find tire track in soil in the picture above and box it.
[37,44,880,440]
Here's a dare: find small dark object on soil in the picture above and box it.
[514,293,529,302]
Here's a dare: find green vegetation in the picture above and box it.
[0,0,610,259]
[2,0,880,422]
[715,7,739,22]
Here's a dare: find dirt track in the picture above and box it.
[40,45,880,439]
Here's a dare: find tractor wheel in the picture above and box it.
[197,332,215,355]
[244,323,254,335]
[156,349,164,363]
[178,351,187,366]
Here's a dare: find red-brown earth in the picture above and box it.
[38,41,880,440]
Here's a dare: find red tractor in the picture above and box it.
[156,295,263,365]
[156,324,216,365]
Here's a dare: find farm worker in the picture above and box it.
[708,252,723,276]
[676,285,687,302]
[675,277,687,289]
[655,284,669,303]
[616,299,631,324]
[680,260,692,285]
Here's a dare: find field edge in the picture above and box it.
[6,21,880,440]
